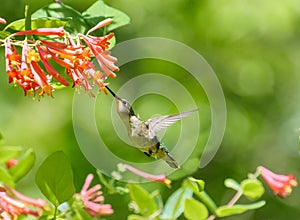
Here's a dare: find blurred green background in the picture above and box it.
[1,0,300,219]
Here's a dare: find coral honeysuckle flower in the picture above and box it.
[258,166,297,198]
[4,18,118,98]
[119,163,172,188]
[80,33,119,78]
[13,27,65,37]
[0,186,47,219]
[75,174,114,217]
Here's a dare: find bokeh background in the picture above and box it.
[1,0,300,219]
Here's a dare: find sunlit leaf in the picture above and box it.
[128,183,158,217]
[224,178,241,191]
[0,167,14,188]
[9,148,35,182]
[184,198,208,220]
[183,177,205,193]
[83,0,130,32]
[160,187,193,219]
[4,18,68,32]
[241,179,265,200]
[216,201,266,217]
[24,5,31,31]
[32,3,86,34]
[127,214,147,220]
[0,146,22,164]
[35,151,75,207]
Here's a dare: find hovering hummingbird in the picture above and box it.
[105,86,197,169]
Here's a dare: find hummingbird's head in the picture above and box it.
[116,98,135,116]
[105,86,135,116]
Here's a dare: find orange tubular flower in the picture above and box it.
[258,166,297,198]
[4,18,119,98]
[37,45,70,86]
[81,34,119,78]
[75,174,114,217]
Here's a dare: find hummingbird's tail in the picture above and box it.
[162,153,180,169]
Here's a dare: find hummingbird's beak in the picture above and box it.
[105,86,121,100]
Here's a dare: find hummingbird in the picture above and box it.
[105,86,197,169]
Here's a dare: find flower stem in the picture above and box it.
[194,191,217,215]
[53,206,58,220]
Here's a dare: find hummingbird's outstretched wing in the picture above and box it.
[145,109,198,139]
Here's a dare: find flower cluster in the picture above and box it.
[0,186,47,219]
[258,166,297,198]
[75,174,114,217]
[4,18,119,98]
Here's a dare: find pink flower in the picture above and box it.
[120,164,172,188]
[76,174,114,217]
[0,186,47,219]
[258,166,297,198]
[0,17,7,24]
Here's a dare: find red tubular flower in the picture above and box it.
[121,164,172,188]
[29,61,53,96]
[37,45,70,86]
[0,187,47,218]
[75,174,114,217]
[258,166,297,198]
[4,19,119,98]
[81,33,119,78]
[13,27,65,37]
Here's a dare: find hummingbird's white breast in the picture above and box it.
[129,116,158,148]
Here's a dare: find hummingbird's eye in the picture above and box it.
[122,100,127,105]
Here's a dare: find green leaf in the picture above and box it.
[0,146,22,164]
[241,179,265,200]
[24,5,31,31]
[83,0,130,32]
[32,3,86,34]
[183,177,205,193]
[160,187,193,219]
[216,201,266,217]
[0,167,15,188]
[35,151,75,207]
[9,148,35,182]
[128,183,158,217]
[127,214,147,220]
[184,198,208,220]
[4,18,68,32]
[224,178,241,191]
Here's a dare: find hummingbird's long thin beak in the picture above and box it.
[105,86,120,100]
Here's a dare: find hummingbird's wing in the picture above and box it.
[145,109,198,139]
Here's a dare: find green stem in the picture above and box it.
[53,206,58,220]
[194,190,218,215]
